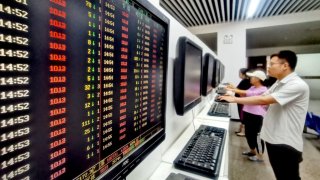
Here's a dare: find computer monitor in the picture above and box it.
[220,63,225,82]
[201,53,216,96]
[174,37,203,115]
[213,59,221,87]
[0,0,169,179]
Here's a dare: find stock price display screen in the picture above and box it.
[0,0,168,179]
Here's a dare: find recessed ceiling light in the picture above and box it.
[247,0,261,18]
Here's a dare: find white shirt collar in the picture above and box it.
[277,72,298,84]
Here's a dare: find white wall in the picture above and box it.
[217,24,247,86]
[296,53,320,76]
[128,1,218,179]
[296,53,320,100]
[188,10,320,86]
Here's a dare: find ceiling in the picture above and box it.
[160,0,320,27]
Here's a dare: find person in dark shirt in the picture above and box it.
[264,76,277,87]
[229,68,251,136]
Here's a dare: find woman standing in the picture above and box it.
[227,70,268,161]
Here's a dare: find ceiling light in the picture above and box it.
[247,0,261,18]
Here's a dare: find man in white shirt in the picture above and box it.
[220,50,309,180]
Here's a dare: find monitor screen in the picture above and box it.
[0,0,169,179]
[201,53,215,96]
[220,63,225,82]
[213,59,221,87]
[174,37,202,115]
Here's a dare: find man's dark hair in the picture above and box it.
[239,68,248,74]
[278,50,297,70]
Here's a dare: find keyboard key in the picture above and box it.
[173,125,226,178]
[207,102,230,117]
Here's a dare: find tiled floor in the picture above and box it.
[228,120,320,180]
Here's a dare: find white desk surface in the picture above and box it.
[149,161,228,180]
[150,116,230,180]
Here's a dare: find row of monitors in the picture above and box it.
[174,37,225,115]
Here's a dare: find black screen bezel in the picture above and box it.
[213,59,221,88]
[201,53,216,96]
[174,37,202,115]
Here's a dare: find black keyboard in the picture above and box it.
[208,102,230,117]
[216,87,226,95]
[173,125,226,178]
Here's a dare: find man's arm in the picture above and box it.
[219,94,277,105]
